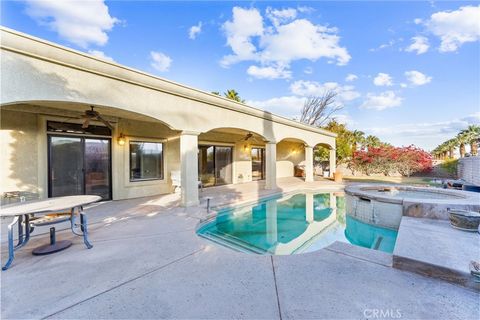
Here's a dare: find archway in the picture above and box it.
[198,128,267,186]
[1,101,180,201]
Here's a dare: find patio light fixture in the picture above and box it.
[117,133,126,146]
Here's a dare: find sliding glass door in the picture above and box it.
[49,135,111,200]
[251,147,265,180]
[198,145,233,187]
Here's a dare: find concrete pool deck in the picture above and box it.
[1,178,479,319]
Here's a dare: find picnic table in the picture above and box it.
[0,195,101,270]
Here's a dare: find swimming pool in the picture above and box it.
[197,192,398,255]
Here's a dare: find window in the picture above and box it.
[129,141,163,181]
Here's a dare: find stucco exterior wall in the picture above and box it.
[0,110,39,195]
[1,27,336,150]
[112,118,179,200]
[276,141,306,178]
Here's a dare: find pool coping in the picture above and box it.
[345,184,480,206]
[393,217,480,291]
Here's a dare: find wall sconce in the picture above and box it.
[117,133,126,146]
[244,144,250,152]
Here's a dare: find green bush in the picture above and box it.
[440,158,458,175]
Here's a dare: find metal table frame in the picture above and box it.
[2,205,93,271]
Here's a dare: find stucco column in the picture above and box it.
[266,200,278,245]
[305,145,314,182]
[329,149,336,178]
[180,131,200,207]
[306,193,314,223]
[265,142,277,190]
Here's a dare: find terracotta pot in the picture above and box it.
[334,172,343,182]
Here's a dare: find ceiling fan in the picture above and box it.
[81,106,114,130]
[237,131,263,144]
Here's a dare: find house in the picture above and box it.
[0,27,336,207]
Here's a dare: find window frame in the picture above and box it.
[128,140,164,182]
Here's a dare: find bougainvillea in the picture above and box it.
[349,145,432,176]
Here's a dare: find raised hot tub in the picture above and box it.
[345,185,480,229]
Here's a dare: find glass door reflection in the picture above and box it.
[251,147,265,180]
[85,138,111,200]
[49,136,84,197]
[198,145,233,187]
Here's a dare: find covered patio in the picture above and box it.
[1,27,336,208]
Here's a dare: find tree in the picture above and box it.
[299,90,342,127]
[460,125,480,156]
[365,135,382,149]
[211,91,220,96]
[444,138,457,158]
[350,130,366,152]
[224,89,245,103]
[455,132,468,158]
[323,120,352,164]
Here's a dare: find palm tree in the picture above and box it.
[455,132,469,157]
[350,130,365,151]
[365,135,381,149]
[444,138,458,159]
[211,91,220,96]
[460,125,480,156]
[224,89,245,103]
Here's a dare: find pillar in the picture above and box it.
[306,193,314,223]
[305,145,314,182]
[266,200,278,245]
[265,142,277,190]
[329,148,336,178]
[180,131,200,207]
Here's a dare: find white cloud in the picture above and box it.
[266,7,297,26]
[221,7,264,66]
[303,67,313,74]
[24,0,119,48]
[405,70,432,86]
[189,22,202,40]
[364,112,480,149]
[373,73,393,86]
[361,91,402,111]
[290,80,360,103]
[345,74,358,82]
[405,36,430,54]
[221,7,350,73]
[150,51,172,72]
[424,5,480,52]
[246,96,305,117]
[88,50,115,62]
[247,64,291,79]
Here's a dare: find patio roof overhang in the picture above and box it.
[0,26,336,149]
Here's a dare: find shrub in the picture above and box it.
[349,145,432,177]
[440,158,458,176]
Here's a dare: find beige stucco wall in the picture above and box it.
[1,27,336,150]
[276,140,306,178]
[112,118,180,200]
[0,27,338,202]
[0,110,39,195]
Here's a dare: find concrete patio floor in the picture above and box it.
[1,178,479,319]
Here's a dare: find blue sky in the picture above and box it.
[1,1,479,150]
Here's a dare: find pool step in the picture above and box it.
[199,231,266,254]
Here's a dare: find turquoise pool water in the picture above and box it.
[197,192,398,255]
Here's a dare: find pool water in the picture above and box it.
[197,192,398,255]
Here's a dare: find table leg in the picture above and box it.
[79,212,93,249]
[16,215,24,247]
[2,216,19,271]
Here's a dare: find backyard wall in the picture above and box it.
[457,157,480,186]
